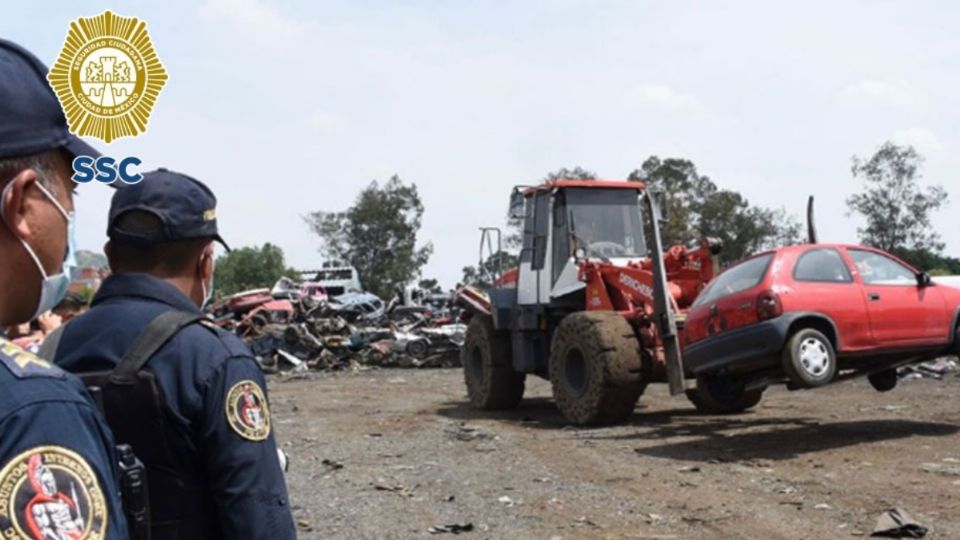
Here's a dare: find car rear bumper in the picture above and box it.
[684,317,793,376]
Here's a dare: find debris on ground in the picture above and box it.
[209,279,466,373]
[427,523,474,534]
[871,508,928,538]
[900,358,959,381]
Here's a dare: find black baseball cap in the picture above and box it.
[108,168,231,250]
[0,39,99,161]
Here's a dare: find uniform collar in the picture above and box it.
[93,273,203,314]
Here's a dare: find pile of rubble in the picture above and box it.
[209,278,465,373]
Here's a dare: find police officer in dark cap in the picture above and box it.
[0,39,129,539]
[52,169,296,539]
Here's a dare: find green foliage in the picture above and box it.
[461,251,519,290]
[889,247,960,274]
[629,156,801,264]
[847,142,948,254]
[214,243,297,297]
[304,175,433,299]
[418,278,444,294]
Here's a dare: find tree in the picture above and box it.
[214,243,297,297]
[304,175,433,299]
[628,156,800,264]
[418,278,444,294]
[846,142,948,255]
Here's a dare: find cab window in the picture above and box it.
[793,248,852,283]
[848,249,916,285]
[693,253,773,307]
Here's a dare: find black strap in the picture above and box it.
[110,311,206,384]
[37,325,67,362]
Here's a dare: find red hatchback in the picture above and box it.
[682,244,960,410]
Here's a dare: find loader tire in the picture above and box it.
[685,375,764,414]
[462,315,525,410]
[549,312,645,426]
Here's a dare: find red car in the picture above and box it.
[682,244,960,408]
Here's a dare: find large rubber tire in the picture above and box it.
[549,312,645,426]
[685,375,764,414]
[782,328,836,388]
[462,316,525,409]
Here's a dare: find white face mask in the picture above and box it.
[1,179,76,321]
[200,253,215,309]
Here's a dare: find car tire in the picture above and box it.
[549,312,645,426]
[685,375,764,414]
[867,369,898,392]
[782,328,836,388]
[462,315,525,409]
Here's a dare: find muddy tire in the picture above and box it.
[782,328,836,388]
[549,312,645,426]
[685,375,764,414]
[462,316,525,409]
[868,369,898,392]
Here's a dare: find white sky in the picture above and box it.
[4,0,958,288]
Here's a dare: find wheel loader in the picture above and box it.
[455,179,734,425]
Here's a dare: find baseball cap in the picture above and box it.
[0,39,99,161]
[107,168,231,250]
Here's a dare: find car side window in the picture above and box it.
[793,248,852,283]
[848,249,916,285]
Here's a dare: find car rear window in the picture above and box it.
[693,254,773,307]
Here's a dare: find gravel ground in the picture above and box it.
[269,368,960,539]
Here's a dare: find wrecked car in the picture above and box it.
[683,243,960,406]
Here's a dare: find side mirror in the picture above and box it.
[916,271,932,288]
[509,188,526,220]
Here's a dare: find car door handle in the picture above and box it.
[868,293,881,301]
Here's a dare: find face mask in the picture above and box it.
[1,179,76,320]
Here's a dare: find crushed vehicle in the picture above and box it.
[455,179,721,425]
[683,243,960,397]
[270,277,328,304]
[301,261,362,297]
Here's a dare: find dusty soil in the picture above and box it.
[270,368,960,539]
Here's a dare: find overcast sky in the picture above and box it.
[4,0,957,288]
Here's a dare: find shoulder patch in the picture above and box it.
[225,380,271,441]
[0,445,108,539]
[0,339,64,380]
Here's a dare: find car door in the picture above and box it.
[845,248,948,346]
[790,247,873,351]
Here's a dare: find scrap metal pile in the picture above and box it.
[209,278,466,373]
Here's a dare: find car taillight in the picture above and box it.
[756,290,782,321]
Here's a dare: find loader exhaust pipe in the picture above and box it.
[807,195,818,244]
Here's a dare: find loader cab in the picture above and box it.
[516,182,648,307]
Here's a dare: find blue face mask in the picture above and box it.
[1,179,76,320]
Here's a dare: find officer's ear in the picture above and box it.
[0,170,40,241]
[198,242,215,280]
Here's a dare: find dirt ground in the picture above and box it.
[269,368,960,539]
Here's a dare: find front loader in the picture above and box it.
[456,179,733,425]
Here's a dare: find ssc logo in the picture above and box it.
[0,446,107,540]
[225,381,272,441]
[47,10,168,143]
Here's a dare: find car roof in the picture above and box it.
[524,179,645,196]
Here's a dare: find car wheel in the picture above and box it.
[782,328,836,388]
[867,369,898,392]
[685,375,764,414]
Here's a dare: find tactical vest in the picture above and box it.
[41,311,219,540]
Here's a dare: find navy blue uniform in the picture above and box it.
[55,273,295,539]
[0,338,128,540]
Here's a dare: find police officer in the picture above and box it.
[0,39,129,539]
[54,169,296,539]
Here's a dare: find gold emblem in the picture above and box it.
[225,381,272,441]
[0,446,108,540]
[47,10,168,143]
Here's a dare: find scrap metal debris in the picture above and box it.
[871,508,928,538]
[427,523,474,535]
[900,358,959,381]
[209,278,465,373]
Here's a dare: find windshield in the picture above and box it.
[567,188,647,259]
